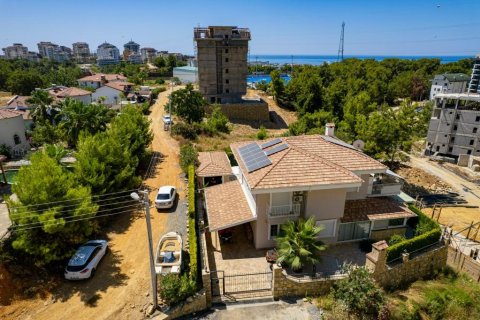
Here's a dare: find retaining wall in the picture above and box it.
[366,240,448,289]
[204,100,269,122]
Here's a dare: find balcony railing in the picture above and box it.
[268,203,301,217]
[370,182,402,196]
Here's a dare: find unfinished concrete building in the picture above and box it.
[468,54,480,94]
[426,93,480,158]
[194,26,250,104]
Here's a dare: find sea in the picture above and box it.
[248,54,472,66]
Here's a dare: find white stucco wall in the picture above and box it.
[71,94,92,104]
[0,115,29,156]
[92,86,121,105]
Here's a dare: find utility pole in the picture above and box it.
[130,191,157,312]
[337,21,345,62]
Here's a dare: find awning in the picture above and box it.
[204,180,256,231]
[341,197,417,223]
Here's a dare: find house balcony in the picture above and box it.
[367,171,403,197]
[267,203,301,218]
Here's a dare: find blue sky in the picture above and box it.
[0,0,478,56]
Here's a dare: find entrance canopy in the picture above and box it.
[204,180,256,231]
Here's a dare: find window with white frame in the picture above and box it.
[315,219,337,238]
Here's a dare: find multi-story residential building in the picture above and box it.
[127,53,143,64]
[123,40,140,54]
[77,73,127,89]
[426,93,480,157]
[140,47,157,63]
[194,26,250,104]
[2,43,28,59]
[96,42,120,66]
[201,126,414,249]
[430,73,470,100]
[468,54,480,94]
[37,41,71,62]
[72,42,91,62]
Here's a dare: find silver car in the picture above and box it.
[65,240,108,280]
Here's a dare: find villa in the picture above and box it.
[201,124,416,250]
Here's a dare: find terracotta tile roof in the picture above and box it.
[341,197,416,223]
[6,96,31,108]
[286,135,386,172]
[197,151,232,177]
[57,87,91,97]
[204,180,255,231]
[0,109,23,120]
[231,135,370,190]
[4,108,31,121]
[104,82,134,91]
[78,73,127,82]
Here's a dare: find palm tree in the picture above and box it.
[276,217,327,272]
[58,98,113,146]
[27,90,54,125]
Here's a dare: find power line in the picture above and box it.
[10,209,139,232]
[8,203,141,229]
[6,194,140,216]
[6,189,140,210]
[7,199,139,220]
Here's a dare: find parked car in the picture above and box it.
[163,114,173,125]
[155,186,176,209]
[65,240,108,280]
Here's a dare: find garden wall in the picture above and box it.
[272,265,346,299]
[160,289,207,320]
[204,100,269,122]
[366,240,448,290]
[447,246,480,282]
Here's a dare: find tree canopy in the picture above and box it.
[169,83,206,123]
[8,150,98,266]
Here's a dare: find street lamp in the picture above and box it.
[131,190,157,311]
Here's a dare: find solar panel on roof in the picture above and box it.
[265,143,289,156]
[238,142,272,172]
[261,138,282,149]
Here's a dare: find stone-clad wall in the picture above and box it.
[366,240,448,290]
[272,265,346,299]
[204,101,269,122]
[162,289,207,320]
[370,227,407,242]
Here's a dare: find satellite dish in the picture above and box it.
[353,139,365,150]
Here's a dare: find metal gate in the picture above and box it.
[210,270,272,297]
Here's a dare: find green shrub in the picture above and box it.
[140,101,150,115]
[156,79,165,85]
[179,143,198,172]
[158,273,196,306]
[206,105,230,134]
[151,86,166,99]
[171,123,198,140]
[332,265,385,318]
[387,228,441,262]
[256,125,267,140]
[386,206,441,262]
[188,165,198,282]
[388,234,406,246]
[0,144,12,159]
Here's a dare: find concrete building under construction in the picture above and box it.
[425,92,480,158]
[194,26,250,104]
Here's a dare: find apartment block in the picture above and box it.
[97,42,120,66]
[426,93,480,157]
[73,42,91,63]
[468,54,480,94]
[194,26,250,104]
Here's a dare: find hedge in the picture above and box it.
[386,205,442,262]
[187,165,198,283]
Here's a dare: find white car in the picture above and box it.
[65,240,108,280]
[162,114,173,125]
[155,186,176,209]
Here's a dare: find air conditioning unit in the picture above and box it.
[293,195,303,203]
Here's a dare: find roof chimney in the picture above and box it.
[325,123,335,137]
[100,75,107,85]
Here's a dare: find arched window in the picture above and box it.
[13,134,21,145]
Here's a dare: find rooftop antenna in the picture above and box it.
[337,21,345,62]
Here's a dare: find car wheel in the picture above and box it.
[90,268,96,279]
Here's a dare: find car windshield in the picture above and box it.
[157,193,170,200]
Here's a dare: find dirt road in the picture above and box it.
[0,89,186,320]
[407,154,480,207]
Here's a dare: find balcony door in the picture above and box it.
[338,221,371,242]
[270,192,292,216]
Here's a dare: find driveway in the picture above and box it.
[190,301,321,320]
[0,88,187,320]
[407,154,480,207]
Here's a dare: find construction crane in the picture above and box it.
[337,21,345,62]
